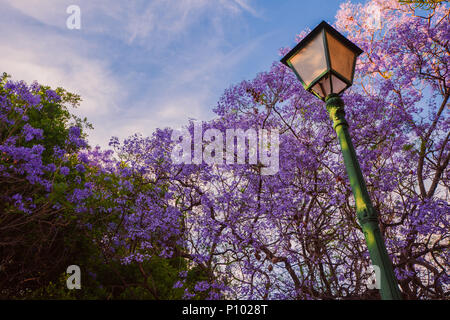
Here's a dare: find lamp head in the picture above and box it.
[281,21,363,101]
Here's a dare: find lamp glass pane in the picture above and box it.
[288,32,327,87]
[331,74,347,94]
[311,73,332,99]
[326,31,355,81]
[311,83,324,98]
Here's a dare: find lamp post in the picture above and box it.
[281,21,402,300]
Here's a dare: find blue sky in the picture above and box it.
[0,0,365,148]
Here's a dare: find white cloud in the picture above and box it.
[1,0,67,28]
[233,0,262,18]
[0,4,124,149]
[0,0,265,149]
[0,31,122,119]
[2,0,261,46]
[119,0,262,45]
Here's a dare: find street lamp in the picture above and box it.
[281,21,402,300]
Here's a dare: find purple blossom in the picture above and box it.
[194,281,210,292]
[22,124,43,142]
[60,166,70,176]
[75,164,85,173]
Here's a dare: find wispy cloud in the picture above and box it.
[3,0,261,45]
[233,0,262,18]
[0,4,123,117]
[0,0,265,148]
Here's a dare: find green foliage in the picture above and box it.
[0,73,92,163]
[0,75,211,300]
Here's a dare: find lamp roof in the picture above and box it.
[281,20,363,67]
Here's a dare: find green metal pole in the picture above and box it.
[325,94,402,300]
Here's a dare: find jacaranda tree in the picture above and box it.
[196,0,449,299]
[205,0,449,299]
[106,0,448,299]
